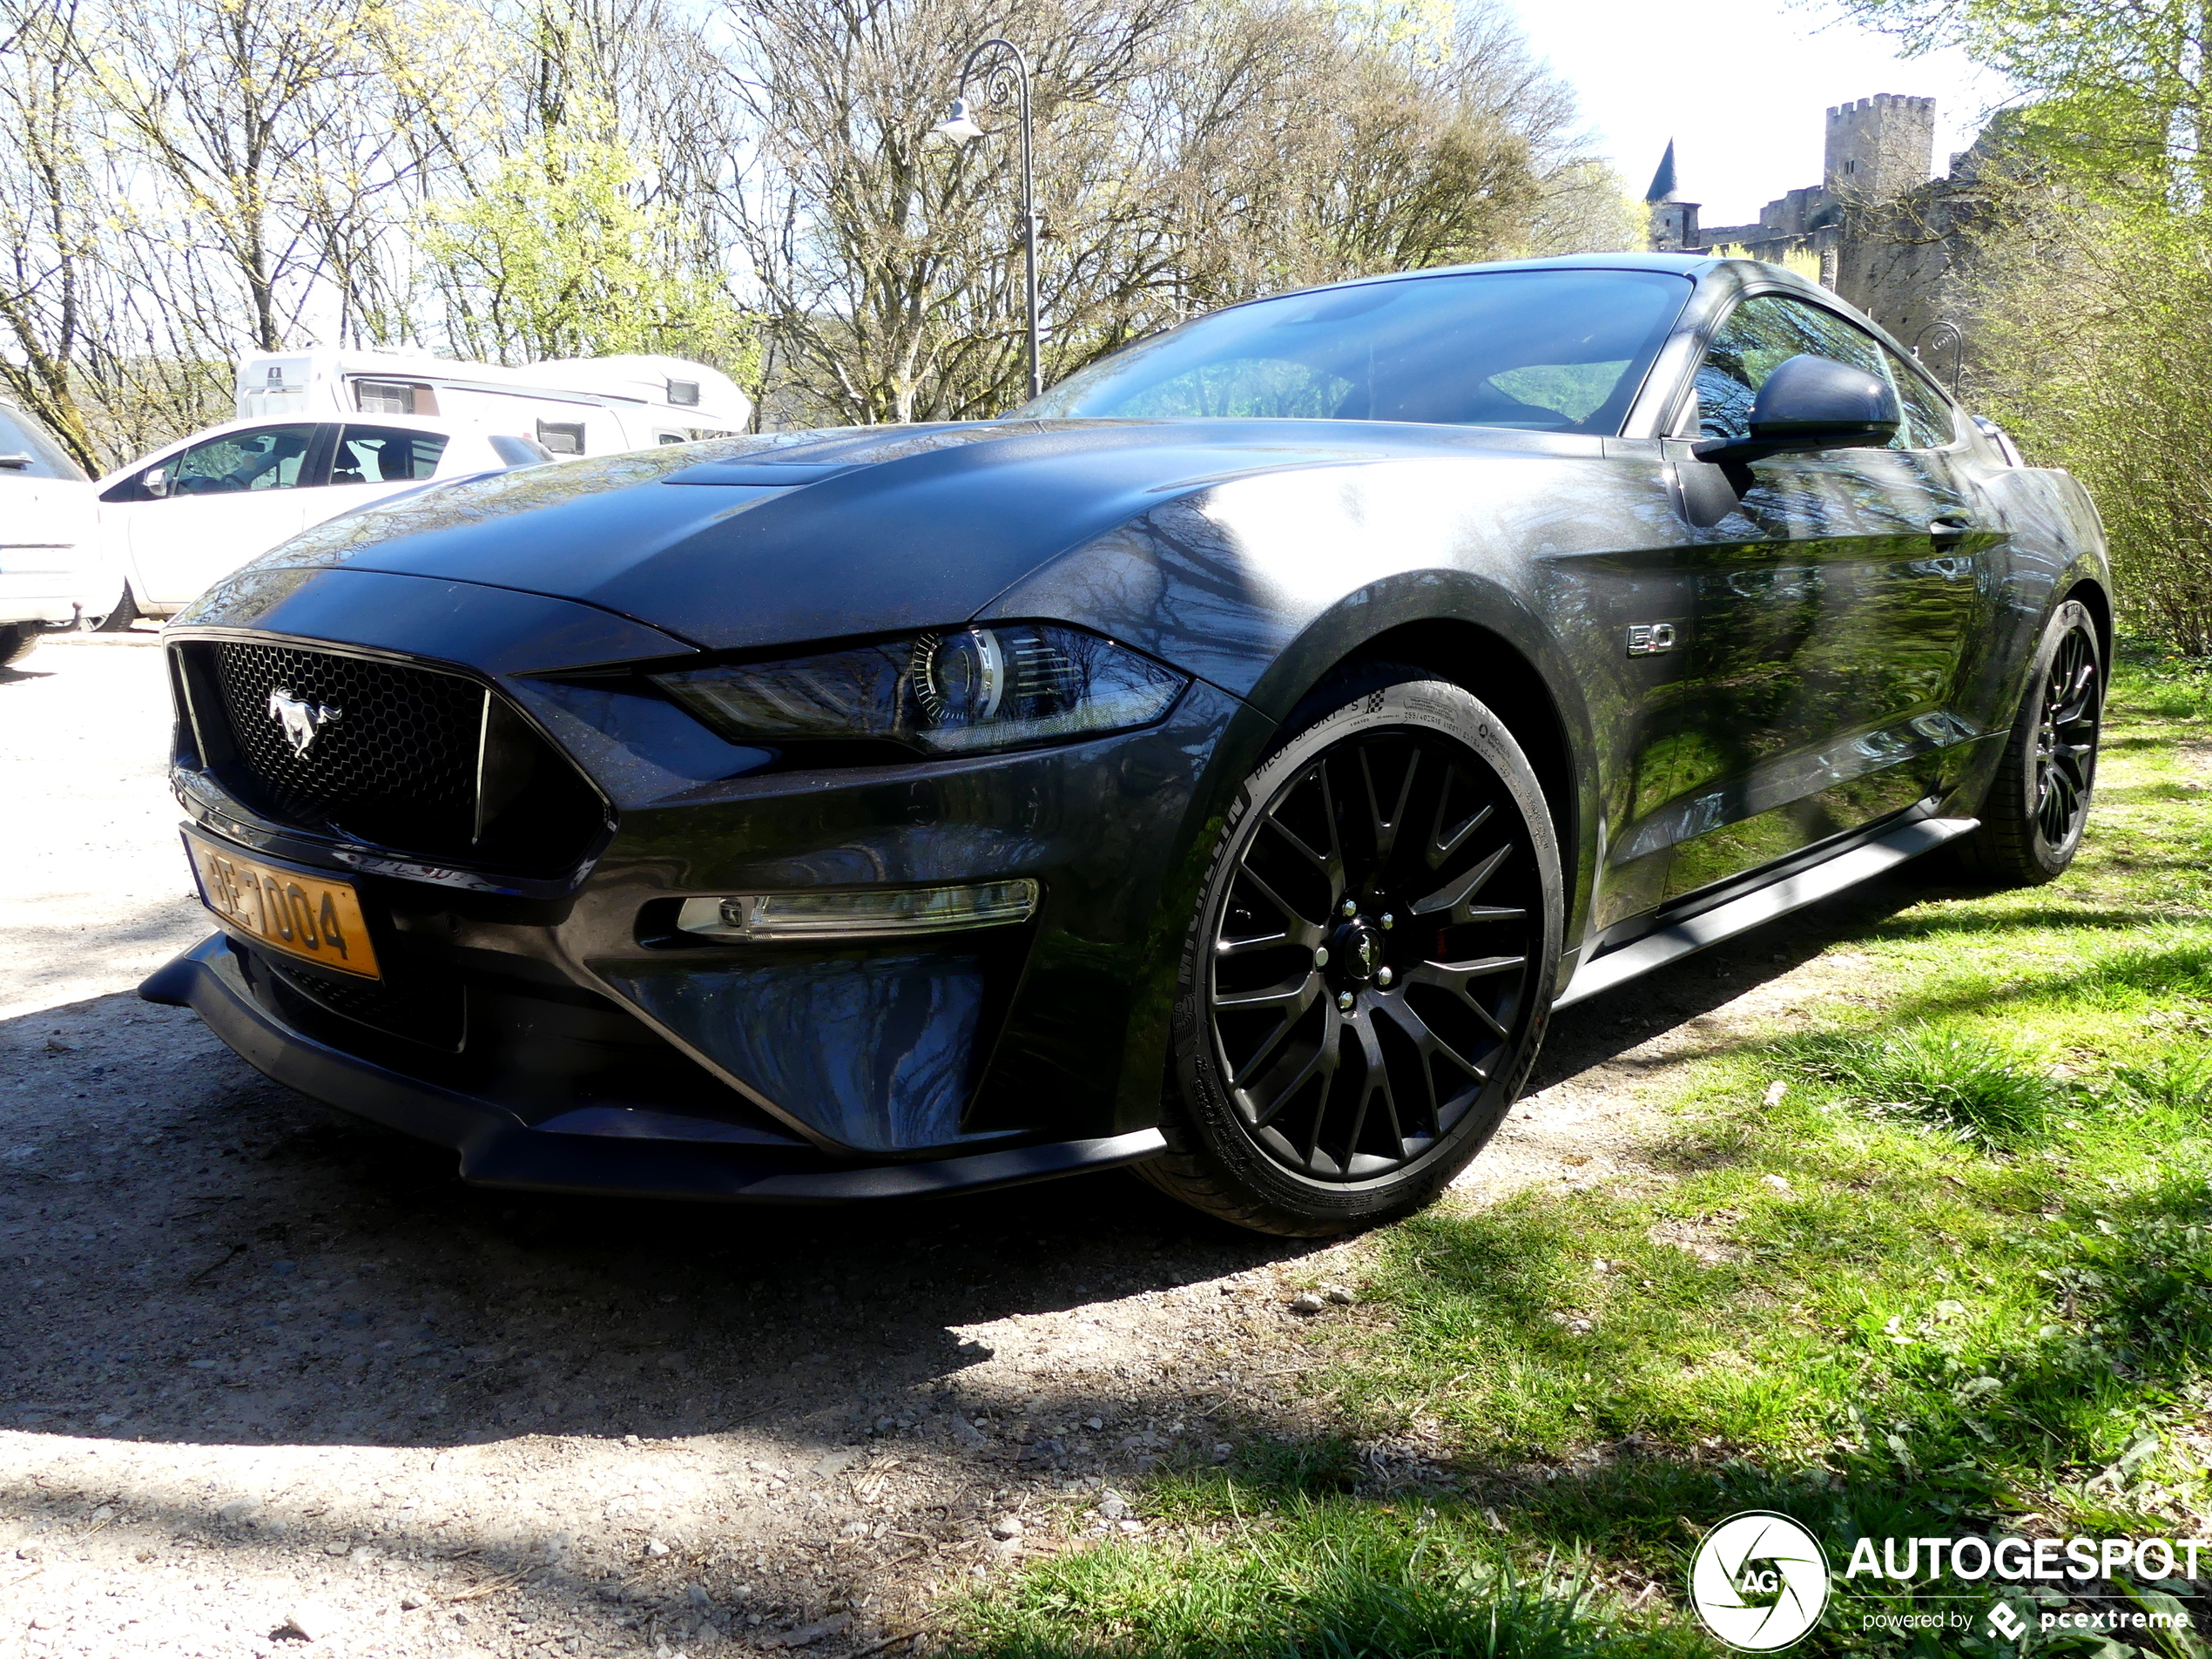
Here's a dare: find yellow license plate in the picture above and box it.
[183,829,381,980]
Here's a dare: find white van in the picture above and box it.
[232,349,752,455]
[95,349,753,619]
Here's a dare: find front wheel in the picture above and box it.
[1949,597,2104,887]
[1143,669,1564,1237]
[85,583,141,632]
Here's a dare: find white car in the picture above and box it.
[0,401,105,665]
[95,415,549,620]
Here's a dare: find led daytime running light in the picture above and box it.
[675,880,1040,941]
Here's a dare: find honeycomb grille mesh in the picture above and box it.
[210,640,483,852]
[266,956,465,1051]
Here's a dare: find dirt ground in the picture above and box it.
[0,630,1925,1659]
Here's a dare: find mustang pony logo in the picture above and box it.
[266,686,341,757]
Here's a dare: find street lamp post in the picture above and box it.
[930,38,1041,401]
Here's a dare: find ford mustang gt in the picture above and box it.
[141,253,2110,1235]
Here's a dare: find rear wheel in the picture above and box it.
[1143,668,1563,1236]
[0,624,39,667]
[1949,597,2103,887]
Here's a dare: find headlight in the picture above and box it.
[650,623,1189,756]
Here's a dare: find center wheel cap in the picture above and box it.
[1331,920,1384,986]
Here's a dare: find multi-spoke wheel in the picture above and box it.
[1143,668,1562,1236]
[1949,597,2104,887]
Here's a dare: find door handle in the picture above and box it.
[1928,516,1974,546]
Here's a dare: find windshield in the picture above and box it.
[1022,268,1692,435]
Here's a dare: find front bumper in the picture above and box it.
[142,934,1165,1202]
[156,568,1271,1177]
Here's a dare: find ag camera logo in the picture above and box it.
[1689,1511,1831,1650]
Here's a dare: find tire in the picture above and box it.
[1948,597,2104,887]
[0,624,39,667]
[86,583,141,632]
[1142,665,1564,1237]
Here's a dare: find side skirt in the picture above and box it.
[1554,815,1979,1009]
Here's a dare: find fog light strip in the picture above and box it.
[675,879,1038,941]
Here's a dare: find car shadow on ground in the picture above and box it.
[1,981,1321,1457]
[1,868,1978,1467]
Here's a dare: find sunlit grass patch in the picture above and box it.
[1785,1023,2067,1146]
[947,1498,1709,1658]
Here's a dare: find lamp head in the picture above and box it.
[929,97,988,143]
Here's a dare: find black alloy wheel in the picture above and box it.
[1950,597,2104,887]
[2032,620,2100,849]
[1146,669,1562,1236]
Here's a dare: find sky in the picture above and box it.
[1505,0,2017,226]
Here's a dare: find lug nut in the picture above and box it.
[1340,899,1359,918]
[1376,966,1393,988]
[1336,991,1355,1012]
[1313,946,1330,968]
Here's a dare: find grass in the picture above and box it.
[946,658,2212,1658]
[956,1501,1710,1658]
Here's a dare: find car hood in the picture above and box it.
[205,418,1582,654]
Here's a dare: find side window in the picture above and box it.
[1689,294,1890,444]
[332,425,449,486]
[1881,350,1957,448]
[168,425,318,496]
[536,419,585,455]
[0,406,88,480]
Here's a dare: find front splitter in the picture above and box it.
[140,934,1164,1204]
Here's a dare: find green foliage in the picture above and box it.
[1963,202,2212,651]
[419,137,754,376]
[1834,0,2212,210]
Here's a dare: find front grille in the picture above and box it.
[179,638,606,875]
[212,641,482,852]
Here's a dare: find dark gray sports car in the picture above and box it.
[143,253,2109,1235]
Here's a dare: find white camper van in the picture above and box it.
[95,350,752,618]
[231,349,752,454]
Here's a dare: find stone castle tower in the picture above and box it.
[1824,94,1936,201]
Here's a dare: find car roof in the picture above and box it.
[1209,249,1829,313]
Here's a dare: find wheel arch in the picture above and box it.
[1309,618,1576,856]
[2062,574,2114,671]
[1256,610,1596,961]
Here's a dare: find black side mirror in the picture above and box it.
[1694,353,1900,462]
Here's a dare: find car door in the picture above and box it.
[1650,292,1981,900]
[314,423,454,525]
[111,424,327,608]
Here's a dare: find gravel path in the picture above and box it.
[0,631,1919,1658]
